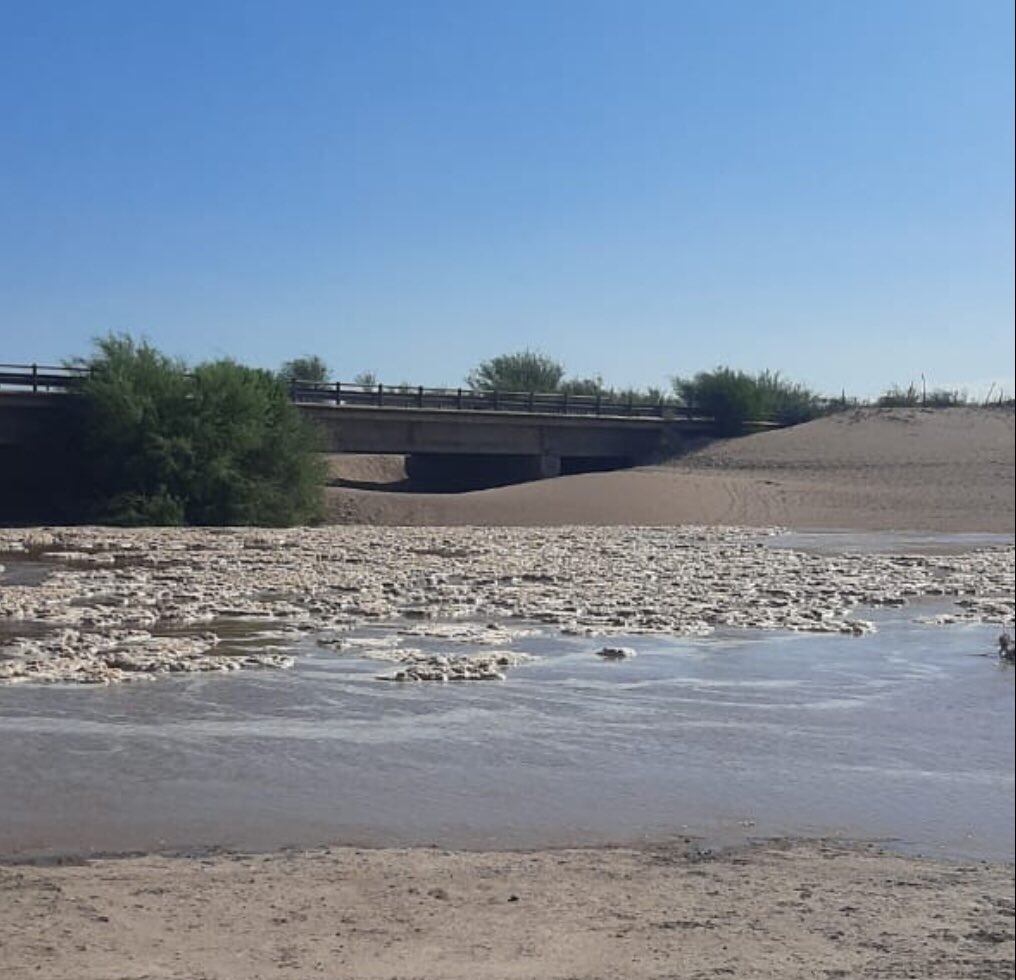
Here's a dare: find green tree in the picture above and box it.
[467,350,565,392]
[279,355,329,383]
[72,334,325,526]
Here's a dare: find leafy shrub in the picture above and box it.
[877,383,921,408]
[71,335,325,526]
[467,350,565,392]
[754,370,824,424]
[924,388,967,407]
[558,375,605,396]
[674,367,822,434]
[674,368,766,435]
[279,355,329,383]
[877,384,968,408]
[470,359,671,408]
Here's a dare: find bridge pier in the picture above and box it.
[536,453,561,479]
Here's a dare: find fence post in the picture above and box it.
[492,389,499,411]
[457,387,463,410]
[417,385,424,408]
[31,363,38,393]
[377,383,384,407]
[528,390,534,413]
[627,393,633,416]
[562,391,569,414]
[595,392,602,415]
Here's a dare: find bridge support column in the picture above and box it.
[535,453,561,479]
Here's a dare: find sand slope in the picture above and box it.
[325,407,1015,532]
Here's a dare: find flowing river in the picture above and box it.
[1,591,1012,862]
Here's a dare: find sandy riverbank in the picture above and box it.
[2,839,1012,979]
[325,407,1016,531]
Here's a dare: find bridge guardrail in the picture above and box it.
[287,380,688,419]
[0,363,695,419]
[0,363,89,393]
[1,362,794,424]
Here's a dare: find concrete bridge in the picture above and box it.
[0,390,714,489]
[0,364,779,491]
[299,402,711,484]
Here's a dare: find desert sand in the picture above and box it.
[325,407,1016,532]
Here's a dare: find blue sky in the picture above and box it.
[1,0,1013,397]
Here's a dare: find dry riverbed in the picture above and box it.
[0,525,1012,685]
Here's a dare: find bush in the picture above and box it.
[674,367,822,434]
[877,383,921,408]
[754,370,824,424]
[71,335,325,526]
[877,384,968,408]
[279,355,329,383]
[558,375,605,396]
[467,350,565,392]
[924,389,967,407]
[674,368,766,435]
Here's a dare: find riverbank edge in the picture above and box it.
[2,835,1013,980]
[0,830,1012,868]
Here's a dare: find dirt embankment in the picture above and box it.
[324,407,1015,532]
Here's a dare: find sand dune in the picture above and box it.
[325,407,1015,532]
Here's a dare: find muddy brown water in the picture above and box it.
[0,610,1012,863]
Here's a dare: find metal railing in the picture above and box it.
[287,380,686,418]
[0,362,88,392]
[0,363,688,419]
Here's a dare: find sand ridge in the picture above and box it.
[324,407,1015,531]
